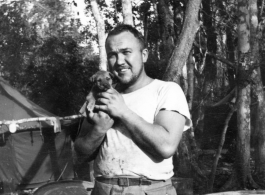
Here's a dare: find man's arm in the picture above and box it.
[119,109,185,161]
[74,111,114,161]
[95,88,186,161]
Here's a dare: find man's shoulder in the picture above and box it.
[152,79,181,90]
[153,79,178,85]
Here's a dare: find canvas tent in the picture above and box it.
[0,77,76,193]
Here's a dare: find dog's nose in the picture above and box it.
[98,81,111,91]
[102,82,111,89]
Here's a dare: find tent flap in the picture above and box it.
[0,78,75,192]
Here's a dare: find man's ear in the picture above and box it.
[142,48,149,63]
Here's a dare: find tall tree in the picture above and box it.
[187,49,195,110]
[139,1,151,45]
[162,0,202,183]
[122,0,134,26]
[163,0,201,84]
[218,0,237,89]
[157,0,176,61]
[221,0,258,189]
[250,0,265,184]
[202,0,217,82]
[89,0,107,70]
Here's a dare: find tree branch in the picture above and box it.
[193,41,236,69]
[208,105,236,192]
[211,87,236,107]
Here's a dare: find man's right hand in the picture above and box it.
[87,110,114,134]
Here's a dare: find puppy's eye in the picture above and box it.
[106,77,110,80]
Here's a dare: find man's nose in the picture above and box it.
[116,53,125,65]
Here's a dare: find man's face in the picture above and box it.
[105,31,148,86]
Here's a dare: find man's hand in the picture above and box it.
[87,110,114,133]
[94,88,129,118]
[74,110,114,159]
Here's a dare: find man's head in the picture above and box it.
[106,24,146,51]
[105,24,149,89]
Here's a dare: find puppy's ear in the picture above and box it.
[89,74,96,83]
[108,72,114,79]
[109,72,118,84]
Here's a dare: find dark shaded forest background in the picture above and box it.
[1,0,265,194]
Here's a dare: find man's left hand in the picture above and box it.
[95,88,129,118]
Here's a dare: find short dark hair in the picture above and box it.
[106,24,146,49]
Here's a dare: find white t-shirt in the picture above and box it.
[94,79,192,180]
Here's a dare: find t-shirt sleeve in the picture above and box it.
[156,82,192,131]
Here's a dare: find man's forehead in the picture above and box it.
[106,32,140,50]
[107,31,139,43]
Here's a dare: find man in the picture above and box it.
[74,24,191,195]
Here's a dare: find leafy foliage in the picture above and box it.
[23,36,99,115]
[0,0,99,116]
[0,1,37,82]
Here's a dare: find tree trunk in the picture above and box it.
[252,63,265,183]
[187,49,194,110]
[202,0,217,82]
[249,0,265,181]
[162,0,201,83]
[226,26,236,88]
[122,0,134,26]
[157,0,175,60]
[201,0,218,106]
[139,1,151,46]
[88,0,107,181]
[222,0,237,89]
[161,0,202,184]
[236,82,251,186]
[236,0,254,188]
[91,0,107,70]
[221,0,258,189]
[182,64,188,96]
[208,106,236,192]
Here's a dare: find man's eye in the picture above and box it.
[123,51,130,55]
[108,54,116,59]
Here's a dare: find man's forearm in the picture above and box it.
[74,119,106,160]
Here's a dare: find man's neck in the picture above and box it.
[117,76,154,94]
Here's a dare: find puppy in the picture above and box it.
[79,70,114,117]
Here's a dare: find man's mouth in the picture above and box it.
[116,67,129,73]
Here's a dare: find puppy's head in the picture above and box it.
[90,70,114,91]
